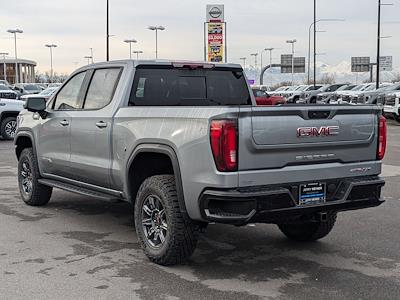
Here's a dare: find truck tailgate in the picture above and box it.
[238,106,379,172]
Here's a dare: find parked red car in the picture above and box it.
[252,88,286,106]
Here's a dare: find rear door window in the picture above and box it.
[83,68,121,110]
[129,67,251,106]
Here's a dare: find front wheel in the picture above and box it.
[134,175,199,265]
[18,148,52,206]
[1,117,17,140]
[394,114,400,123]
[278,212,337,242]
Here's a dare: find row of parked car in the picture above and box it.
[252,82,400,123]
[0,81,61,140]
[0,80,61,100]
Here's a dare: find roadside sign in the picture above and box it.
[380,56,393,71]
[206,5,224,23]
[281,55,306,74]
[205,5,226,63]
[207,23,224,62]
[351,57,370,72]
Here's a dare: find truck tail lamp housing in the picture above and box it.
[210,120,238,172]
[377,115,387,160]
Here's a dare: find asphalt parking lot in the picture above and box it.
[0,121,399,300]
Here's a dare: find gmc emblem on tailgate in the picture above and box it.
[297,126,339,137]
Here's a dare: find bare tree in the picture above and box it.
[318,74,336,84]
[303,74,335,85]
[271,81,292,90]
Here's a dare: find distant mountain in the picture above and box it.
[245,60,400,86]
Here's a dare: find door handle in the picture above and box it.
[95,121,107,128]
[59,120,69,126]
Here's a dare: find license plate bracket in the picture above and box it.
[299,182,326,206]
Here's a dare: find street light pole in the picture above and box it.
[265,48,274,68]
[0,52,8,81]
[106,0,109,61]
[133,50,143,60]
[376,0,381,89]
[260,48,273,71]
[376,1,393,88]
[124,39,137,59]
[250,53,258,84]
[239,57,246,70]
[90,48,94,63]
[84,56,93,65]
[307,18,345,84]
[286,39,297,85]
[7,29,23,84]
[148,26,165,59]
[45,44,57,83]
[265,48,274,87]
[314,0,316,87]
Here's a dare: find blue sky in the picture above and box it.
[1,0,399,74]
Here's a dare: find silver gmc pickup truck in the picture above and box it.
[15,60,386,265]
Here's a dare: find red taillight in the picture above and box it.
[377,115,387,160]
[210,120,238,172]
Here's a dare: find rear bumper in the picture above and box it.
[199,176,385,225]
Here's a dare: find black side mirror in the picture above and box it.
[24,97,47,118]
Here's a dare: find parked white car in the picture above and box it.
[0,98,24,140]
[20,86,59,102]
[334,83,376,104]
[384,91,400,123]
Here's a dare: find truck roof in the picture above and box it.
[74,59,242,73]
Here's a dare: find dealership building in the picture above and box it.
[0,58,36,84]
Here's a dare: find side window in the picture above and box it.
[129,68,251,106]
[136,78,146,98]
[54,72,87,110]
[83,68,121,110]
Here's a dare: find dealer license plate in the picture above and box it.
[299,182,326,206]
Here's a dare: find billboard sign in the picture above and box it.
[351,57,370,72]
[380,56,393,71]
[281,54,306,73]
[206,4,224,23]
[207,20,224,62]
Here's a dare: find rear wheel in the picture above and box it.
[278,212,337,242]
[1,117,17,140]
[18,148,52,206]
[134,175,199,265]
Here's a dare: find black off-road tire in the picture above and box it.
[134,175,199,266]
[1,117,17,140]
[278,212,337,242]
[18,148,52,206]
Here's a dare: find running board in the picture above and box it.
[38,179,120,201]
